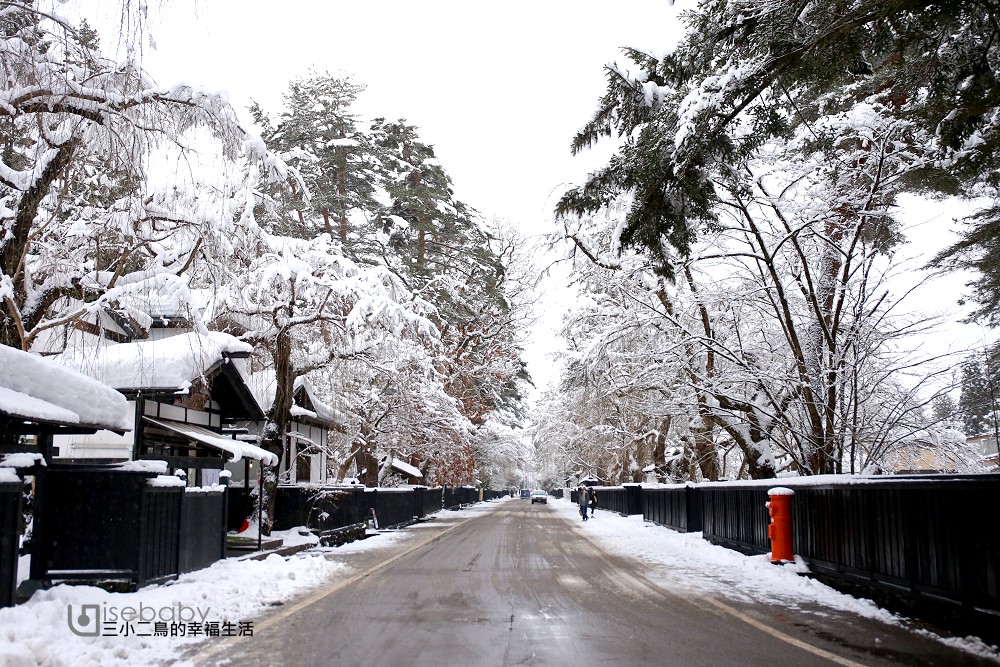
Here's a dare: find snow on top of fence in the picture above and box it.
[184,483,226,494]
[113,460,169,474]
[146,475,186,488]
[634,473,999,490]
[0,452,45,468]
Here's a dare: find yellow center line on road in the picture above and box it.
[191,512,477,666]
[566,506,867,667]
[702,597,867,667]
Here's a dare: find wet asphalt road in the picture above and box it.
[197,500,998,667]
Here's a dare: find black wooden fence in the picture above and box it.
[138,484,183,584]
[268,485,366,533]
[607,475,1000,615]
[642,485,702,532]
[422,487,443,515]
[443,485,478,509]
[365,488,419,528]
[0,477,21,607]
[30,466,229,589]
[178,488,227,575]
[261,484,457,537]
[590,485,643,516]
[699,485,771,555]
[791,477,1000,613]
[32,467,183,587]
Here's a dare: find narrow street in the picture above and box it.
[196,500,996,667]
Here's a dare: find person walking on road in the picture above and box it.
[578,486,589,521]
[589,487,597,518]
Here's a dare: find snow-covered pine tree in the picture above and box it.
[367,119,531,479]
[250,72,381,248]
[959,350,999,438]
[211,230,439,530]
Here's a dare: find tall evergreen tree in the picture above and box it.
[959,346,1000,436]
[248,81,531,486]
[250,72,380,246]
[959,357,990,435]
[367,119,528,422]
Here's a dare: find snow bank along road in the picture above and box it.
[195,499,998,666]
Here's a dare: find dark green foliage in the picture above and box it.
[365,118,526,421]
[958,348,1000,436]
[561,0,1000,297]
[930,393,957,424]
[932,201,1000,324]
[75,19,100,50]
[252,72,380,243]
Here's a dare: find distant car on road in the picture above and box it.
[530,489,547,504]
[519,489,530,499]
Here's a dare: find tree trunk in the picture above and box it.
[1,140,77,349]
[257,328,294,535]
[337,157,348,244]
[690,418,720,481]
[336,446,359,482]
[321,208,333,236]
[351,421,379,487]
[651,416,671,480]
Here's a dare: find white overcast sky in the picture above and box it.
[57,0,992,392]
[55,0,698,390]
[67,0,690,228]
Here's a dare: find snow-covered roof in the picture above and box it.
[112,281,211,328]
[56,331,253,390]
[246,370,345,428]
[245,370,277,414]
[143,417,278,465]
[0,345,130,431]
[388,457,422,479]
[296,377,344,425]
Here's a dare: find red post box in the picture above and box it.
[767,487,794,563]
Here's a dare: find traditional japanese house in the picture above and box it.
[53,330,277,481]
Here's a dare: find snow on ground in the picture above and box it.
[0,501,498,666]
[0,553,339,667]
[554,498,1000,662]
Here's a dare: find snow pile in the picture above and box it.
[0,553,341,666]
[57,331,253,391]
[0,346,130,430]
[270,526,320,547]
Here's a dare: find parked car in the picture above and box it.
[530,489,547,504]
